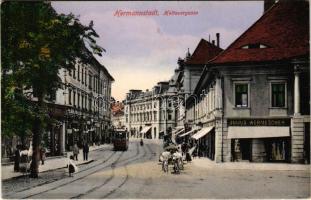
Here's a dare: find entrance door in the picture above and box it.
[240,139,251,161]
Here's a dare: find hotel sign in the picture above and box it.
[228,118,290,126]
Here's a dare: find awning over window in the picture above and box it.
[140,126,151,134]
[191,126,214,140]
[179,129,198,138]
[175,128,185,136]
[227,126,290,139]
[172,126,184,134]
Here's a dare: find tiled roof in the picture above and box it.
[185,39,223,65]
[211,1,309,64]
[111,102,124,116]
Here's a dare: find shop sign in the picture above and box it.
[228,118,290,126]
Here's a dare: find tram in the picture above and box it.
[112,129,129,151]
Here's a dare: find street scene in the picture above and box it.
[2,139,310,199]
[1,0,310,199]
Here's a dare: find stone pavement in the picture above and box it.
[192,157,310,171]
[1,144,108,180]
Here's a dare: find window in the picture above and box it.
[168,101,172,108]
[241,43,268,49]
[73,67,76,79]
[235,84,248,107]
[168,113,172,120]
[77,64,80,81]
[271,83,286,107]
[69,89,72,105]
[73,91,76,107]
[85,70,88,86]
[82,67,84,83]
[77,93,80,109]
[89,74,92,89]
[81,94,84,109]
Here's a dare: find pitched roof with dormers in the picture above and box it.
[211,1,309,64]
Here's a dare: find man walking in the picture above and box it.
[83,142,89,161]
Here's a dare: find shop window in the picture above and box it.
[265,138,289,162]
[271,83,286,107]
[235,83,248,107]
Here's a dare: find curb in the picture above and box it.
[2,159,95,181]
[1,145,108,166]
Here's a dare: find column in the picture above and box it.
[60,122,65,155]
[294,65,301,116]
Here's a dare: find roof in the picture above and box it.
[211,1,309,64]
[185,39,223,65]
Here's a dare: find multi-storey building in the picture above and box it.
[124,81,180,139]
[51,55,114,153]
[185,1,309,164]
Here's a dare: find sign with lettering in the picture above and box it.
[228,118,290,126]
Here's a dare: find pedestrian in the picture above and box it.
[40,146,46,165]
[14,145,21,172]
[68,155,78,177]
[83,142,89,161]
[73,144,79,161]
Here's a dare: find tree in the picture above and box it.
[1,2,104,178]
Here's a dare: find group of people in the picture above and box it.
[72,142,89,161]
[68,142,90,177]
[14,145,46,173]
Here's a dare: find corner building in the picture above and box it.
[191,1,309,163]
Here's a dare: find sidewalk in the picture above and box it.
[1,144,108,180]
[192,157,310,171]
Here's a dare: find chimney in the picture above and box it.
[212,40,215,45]
[216,33,220,47]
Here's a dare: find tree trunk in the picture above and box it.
[29,95,43,178]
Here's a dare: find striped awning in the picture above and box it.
[191,126,214,140]
[140,126,151,134]
[179,129,198,138]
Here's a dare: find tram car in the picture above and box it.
[112,129,129,151]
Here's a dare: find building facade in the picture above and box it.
[185,1,310,164]
[51,55,114,153]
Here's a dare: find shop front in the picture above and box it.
[191,126,215,160]
[228,118,291,163]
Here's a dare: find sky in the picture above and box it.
[52,1,263,101]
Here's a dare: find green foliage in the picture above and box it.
[1,1,104,177]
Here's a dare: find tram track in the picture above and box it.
[100,143,152,199]
[20,150,124,199]
[71,142,141,199]
[75,142,145,199]
[3,146,116,198]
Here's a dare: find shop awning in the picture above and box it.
[191,126,214,140]
[175,128,185,136]
[172,126,184,134]
[227,126,290,139]
[179,129,198,138]
[140,126,151,134]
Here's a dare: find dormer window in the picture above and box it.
[241,43,268,49]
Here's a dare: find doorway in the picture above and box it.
[240,139,251,161]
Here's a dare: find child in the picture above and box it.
[68,155,78,177]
